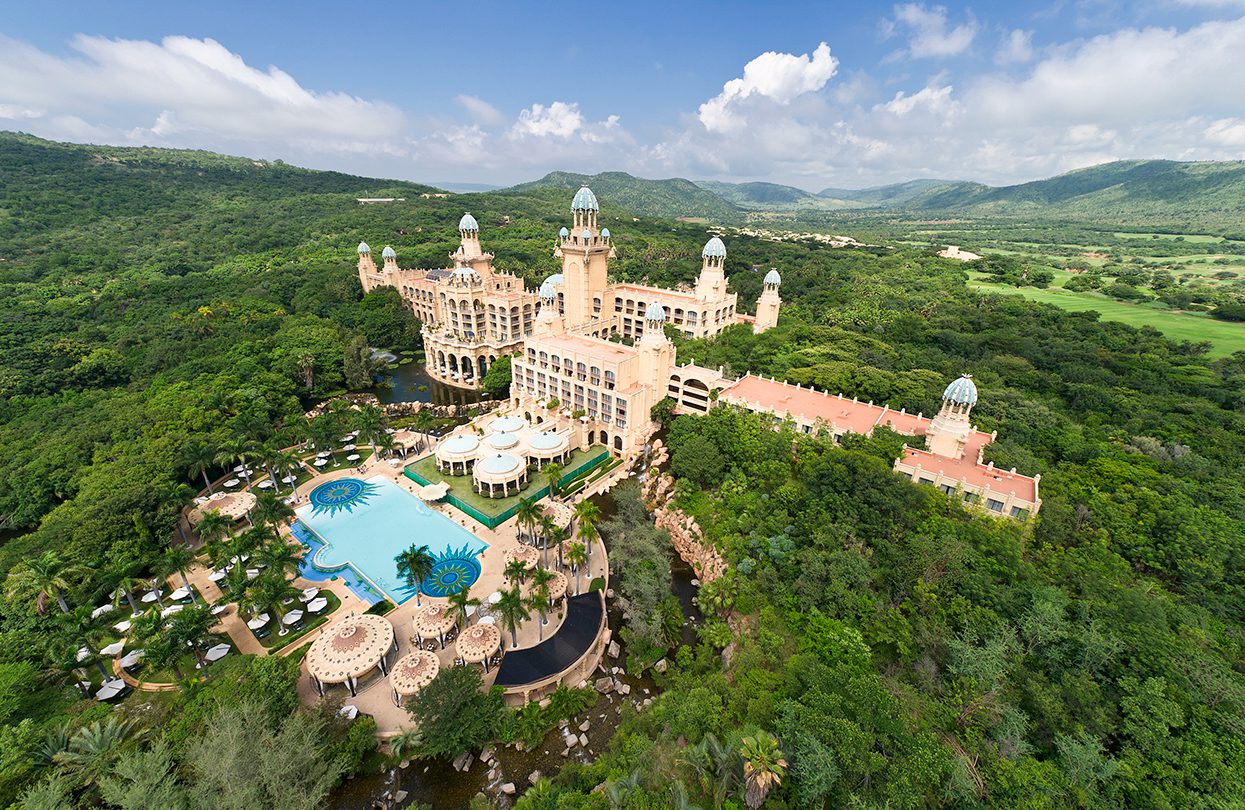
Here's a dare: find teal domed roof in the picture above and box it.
[702,236,726,258]
[580,228,592,240]
[452,266,480,281]
[381,245,396,259]
[539,279,557,299]
[571,186,599,211]
[943,374,978,406]
[459,213,479,232]
[645,302,666,322]
[764,269,781,285]
[357,241,371,254]
[559,227,569,238]
[601,228,611,238]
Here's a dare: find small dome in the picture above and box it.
[357,241,371,254]
[539,279,557,300]
[943,374,978,407]
[644,302,666,322]
[459,213,479,232]
[544,273,564,287]
[571,185,600,211]
[559,226,569,238]
[764,269,781,285]
[580,228,592,240]
[702,236,726,258]
[382,245,396,259]
[601,228,611,238]
[452,266,480,282]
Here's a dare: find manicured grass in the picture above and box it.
[404,445,609,518]
[1112,232,1225,244]
[256,589,342,650]
[969,281,1245,357]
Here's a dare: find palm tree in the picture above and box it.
[252,490,294,530]
[167,603,215,668]
[739,734,787,809]
[53,717,145,787]
[538,515,556,568]
[543,461,564,499]
[394,544,436,607]
[529,565,555,621]
[297,353,315,391]
[253,441,285,491]
[308,414,341,463]
[678,733,736,810]
[604,769,643,809]
[496,586,530,649]
[254,537,302,582]
[574,499,601,560]
[58,607,112,681]
[446,585,481,630]
[160,546,199,603]
[180,439,218,494]
[213,438,252,480]
[503,559,529,587]
[270,448,304,497]
[515,497,541,545]
[241,572,301,636]
[111,572,147,617]
[354,404,388,460]
[194,509,231,548]
[388,728,421,765]
[550,525,569,571]
[566,542,588,595]
[143,631,186,682]
[43,637,94,699]
[5,550,83,615]
[528,591,552,642]
[413,408,437,452]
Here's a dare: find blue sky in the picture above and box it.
[2,0,1244,189]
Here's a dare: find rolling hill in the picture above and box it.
[505,171,741,222]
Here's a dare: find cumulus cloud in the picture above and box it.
[510,101,584,139]
[698,42,838,132]
[885,3,978,58]
[995,29,1034,64]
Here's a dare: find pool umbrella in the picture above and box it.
[208,569,227,582]
[224,478,240,487]
[257,480,273,489]
[76,647,90,662]
[343,443,357,451]
[346,454,361,461]
[282,474,297,483]
[307,597,328,613]
[205,643,231,662]
[300,587,320,601]
[210,604,228,616]
[246,613,270,631]
[314,459,328,467]
[233,464,245,472]
[113,619,132,633]
[487,591,503,605]
[91,603,114,619]
[160,604,184,618]
[169,586,190,601]
[338,705,359,720]
[141,590,162,603]
[100,640,125,656]
[119,649,144,668]
[95,680,126,700]
[282,609,305,625]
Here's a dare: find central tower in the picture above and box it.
[558,185,612,326]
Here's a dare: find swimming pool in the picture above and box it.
[294,476,488,604]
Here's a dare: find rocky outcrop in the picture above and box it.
[643,470,727,584]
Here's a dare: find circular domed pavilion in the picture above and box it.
[436,434,480,475]
[305,613,396,697]
[473,452,527,498]
[389,649,439,707]
[527,430,570,468]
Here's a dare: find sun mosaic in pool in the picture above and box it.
[308,478,380,517]
[422,544,484,598]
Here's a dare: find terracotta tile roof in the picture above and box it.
[898,447,1038,502]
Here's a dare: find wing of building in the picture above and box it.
[358,187,1038,518]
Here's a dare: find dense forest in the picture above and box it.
[2,132,1245,808]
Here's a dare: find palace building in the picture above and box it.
[357,187,1039,518]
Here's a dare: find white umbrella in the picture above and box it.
[100,640,125,656]
[257,480,274,489]
[306,597,328,613]
[346,454,361,461]
[313,459,328,467]
[210,604,228,616]
[76,646,91,662]
[282,609,304,625]
[91,603,115,619]
[113,619,132,633]
[160,604,184,618]
[205,643,232,662]
[479,615,497,625]
[95,680,126,700]
[141,590,162,603]
[246,613,270,631]
[343,443,357,450]
[300,587,320,601]
[385,427,396,434]
[465,605,477,617]
[233,464,245,472]
[246,568,259,580]
[208,570,227,582]
[282,474,298,483]
[119,649,144,668]
[224,478,240,487]
[338,704,359,720]
[340,435,353,442]
[316,451,330,458]
[230,554,250,564]
[170,586,190,601]
[487,591,503,605]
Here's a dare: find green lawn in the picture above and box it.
[969,281,1245,357]
[404,445,609,519]
[255,590,342,650]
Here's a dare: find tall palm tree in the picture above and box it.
[574,499,602,560]
[5,551,84,615]
[160,546,199,603]
[269,448,304,497]
[503,559,529,587]
[253,441,285,491]
[446,585,481,630]
[143,631,186,682]
[58,607,112,680]
[213,438,252,480]
[739,734,787,810]
[515,498,541,545]
[528,591,552,642]
[308,414,341,463]
[241,572,301,636]
[111,572,147,616]
[550,525,569,571]
[180,439,218,495]
[353,405,388,460]
[496,586,530,650]
[194,509,231,548]
[166,603,215,668]
[566,542,588,595]
[543,461,564,499]
[413,408,437,452]
[43,637,93,699]
[251,491,294,531]
[677,733,735,810]
[538,515,556,568]
[394,544,436,607]
[297,353,315,391]
[529,565,555,622]
[254,537,302,583]
[388,728,421,765]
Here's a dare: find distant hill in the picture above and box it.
[817,178,984,208]
[696,180,819,207]
[506,171,740,221]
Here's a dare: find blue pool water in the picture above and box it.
[294,476,488,604]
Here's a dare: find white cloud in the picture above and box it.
[455,94,504,126]
[698,42,838,132]
[996,29,1034,64]
[886,3,978,58]
[879,83,957,116]
[509,101,584,139]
